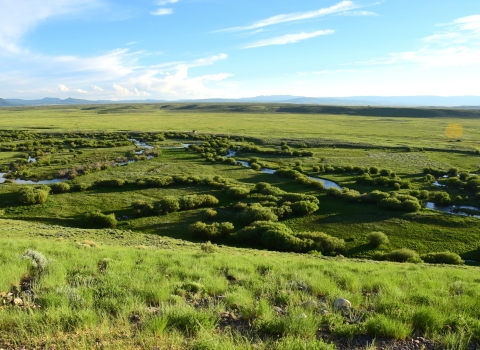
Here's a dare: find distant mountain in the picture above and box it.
[2,95,480,107]
[0,98,15,106]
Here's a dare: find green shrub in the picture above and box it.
[18,187,49,205]
[369,166,379,174]
[179,194,219,210]
[50,182,71,194]
[85,211,117,228]
[225,186,251,199]
[290,200,319,216]
[421,251,464,265]
[297,232,346,255]
[380,169,392,176]
[433,192,452,206]
[205,208,217,219]
[387,249,421,263]
[367,231,389,247]
[250,163,261,171]
[189,221,234,240]
[237,205,278,225]
[155,196,181,214]
[95,179,126,188]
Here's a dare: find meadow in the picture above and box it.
[0,103,480,349]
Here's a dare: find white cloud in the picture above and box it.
[220,1,356,32]
[337,11,378,16]
[151,8,173,16]
[244,30,334,49]
[157,0,178,5]
[58,84,69,92]
[92,85,104,91]
[113,83,151,97]
[311,69,371,74]
[73,88,88,94]
[0,0,101,53]
[359,14,480,67]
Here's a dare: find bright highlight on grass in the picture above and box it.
[445,123,464,139]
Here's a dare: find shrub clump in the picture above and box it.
[21,249,49,273]
[85,211,118,228]
[386,249,421,263]
[237,205,279,225]
[421,251,464,265]
[18,187,50,205]
[49,182,71,194]
[189,221,234,240]
[367,231,390,248]
[236,221,344,254]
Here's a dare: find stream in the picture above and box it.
[2,143,480,219]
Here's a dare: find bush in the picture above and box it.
[433,192,452,206]
[189,221,234,240]
[21,249,49,273]
[387,249,421,263]
[155,196,181,214]
[369,167,379,175]
[236,221,310,252]
[205,208,217,219]
[250,163,261,171]
[18,187,49,205]
[238,205,278,225]
[95,179,126,188]
[422,251,464,265]
[179,194,219,210]
[225,186,251,199]
[297,232,346,255]
[380,169,392,176]
[50,182,71,194]
[290,200,319,216]
[367,231,389,247]
[85,211,117,228]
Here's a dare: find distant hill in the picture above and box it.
[2,95,480,107]
[0,98,15,106]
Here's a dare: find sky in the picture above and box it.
[0,0,479,100]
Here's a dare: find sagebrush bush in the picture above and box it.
[21,249,49,273]
[367,231,390,248]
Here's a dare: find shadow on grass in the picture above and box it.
[348,243,373,256]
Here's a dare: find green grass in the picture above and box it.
[0,103,480,348]
[1,104,480,151]
[0,221,479,349]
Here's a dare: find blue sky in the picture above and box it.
[0,0,479,100]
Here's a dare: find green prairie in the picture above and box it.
[0,103,480,349]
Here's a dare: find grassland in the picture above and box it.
[0,103,480,348]
[1,220,480,349]
[0,104,480,151]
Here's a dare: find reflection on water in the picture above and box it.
[426,202,480,219]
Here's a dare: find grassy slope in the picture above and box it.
[0,220,479,349]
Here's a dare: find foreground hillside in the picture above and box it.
[1,219,479,350]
